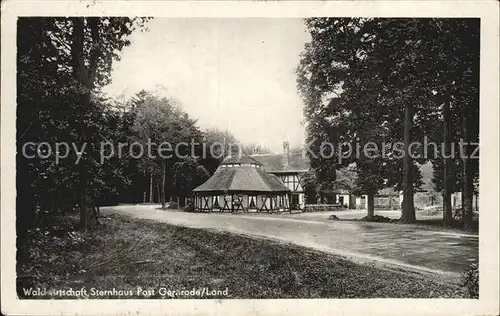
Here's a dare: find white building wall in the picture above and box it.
[335,194,351,208]
[298,193,305,209]
[355,195,368,209]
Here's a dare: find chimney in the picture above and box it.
[283,141,290,169]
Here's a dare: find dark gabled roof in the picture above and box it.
[221,154,262,166]
[250,149,310,173]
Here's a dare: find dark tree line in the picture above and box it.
[16,18,245,239]
[17,17,150,235]
[297,18,479,229]
[117,90,214,208]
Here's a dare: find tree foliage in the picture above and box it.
[17,17,150,232]
[297,18,479,225]
[172,158,210,198]
[129,91,206,207]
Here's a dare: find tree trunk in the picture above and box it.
[462,112,474,231]
[71,17,99,230]
[400,103,416,223]
[70,18,86,84]
[366,193,375,219]
[156,178,161,206]
[72,17,88,230]
[161,161,167,208]
[143,169,147,203]
[79,192,98,231]
[149,172,154,203]
[79,200,87,230]
[442,99,453,227]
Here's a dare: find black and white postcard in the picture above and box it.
[1,1,499,315]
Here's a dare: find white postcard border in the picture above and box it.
[1,1,499,315]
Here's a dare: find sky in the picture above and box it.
[103,18,311,153]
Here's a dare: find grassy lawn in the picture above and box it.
[17,213,469,299]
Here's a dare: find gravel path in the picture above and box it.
[103,204,478,280]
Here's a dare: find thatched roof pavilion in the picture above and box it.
[192,154,291,212]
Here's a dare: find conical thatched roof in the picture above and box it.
[193,154,290,195]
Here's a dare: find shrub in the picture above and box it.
[184,202,196,213]
[462,262,479,298]
[305,204,342,212]
[167,202,178,210]
[359,215,394,223]
[419,205,443,216]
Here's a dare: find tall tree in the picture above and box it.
[297,18,479,224]
[201,128,240,174]
[297,18,426,221]
[17,17,150,231]
[171,157,210,200]
[456,20,480,231]
[426,19,479,229]
[131,93,203,208]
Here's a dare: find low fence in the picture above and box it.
[303,204,344,212]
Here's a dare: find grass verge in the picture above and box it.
[17,213,468,299]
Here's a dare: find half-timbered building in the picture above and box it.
[192,154,291,212]
[251,142,309,209]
